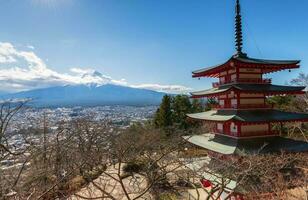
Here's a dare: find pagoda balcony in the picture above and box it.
[237,104,274,109]
[211,104,273,110]
[235,78,272,84]
[239,130,279,138]
[213,78,272,88]
[214,130,279,138]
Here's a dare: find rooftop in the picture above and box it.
[183,133,308,155]
[192,55,300,78]
[187,109,308,123]
[191,84,305,98]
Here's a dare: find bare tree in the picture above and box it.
[0,100,29,198]
[70,124,187,200]
[1,104,306,200]
[177,150,308,200]
[291,72,308,110]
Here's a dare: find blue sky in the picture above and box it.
[0,0,307,93]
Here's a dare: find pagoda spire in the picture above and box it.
[234,0,246,57]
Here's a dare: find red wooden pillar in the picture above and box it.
[235,122,239,137]
[225,98,231,108]
[236,66,239,83]
[236,91,240,109]
[238,122,242,137]
[223,122,231,135]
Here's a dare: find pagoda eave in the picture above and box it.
[183,134,308,155]
[191,90,305,99]
[187,110,308,123]
[192,57,300,78]
[187,117,308,124]
[190,84,306,98]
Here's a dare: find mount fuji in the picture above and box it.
[0,70,167,107]
[0,84,166,107]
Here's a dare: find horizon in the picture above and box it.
[0,0,308,94]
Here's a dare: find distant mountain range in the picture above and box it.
[0,91,8,96]
[0,84,166,107]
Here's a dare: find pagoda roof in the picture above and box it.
[187,109,308,123]
[191,84,305,98]
[192,55,300,78]
[235,56,300,65]
[183,133,308,155]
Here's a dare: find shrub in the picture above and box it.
[123,161,146,174]
[159,193,177,200]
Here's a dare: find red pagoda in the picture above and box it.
[184,0,308,155]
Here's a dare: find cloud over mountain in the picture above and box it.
[0,42,191,93]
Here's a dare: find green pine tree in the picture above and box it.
[154,95,173,128]
[191,98,203,113]
[267,95,293,110]
[172,95,192,129]
[154,95,204,130]
[206,98,218,110]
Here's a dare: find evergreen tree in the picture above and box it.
[172,95,192,129]
[154,95,204,130]
[267,95,294,111]
[191,98,203,113]
[154,95,173,127]
[206,98,218,111]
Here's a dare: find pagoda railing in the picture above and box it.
[214,130,279,138]
[213,78,272,88]
[239,130,279,137]
[237,104,273,109]
[235,78,272,84]
[211,104,273,109]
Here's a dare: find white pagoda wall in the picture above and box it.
[217,123,223,132]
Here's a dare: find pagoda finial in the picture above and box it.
[234,0,246,57]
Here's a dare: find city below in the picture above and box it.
[2,105,157,171]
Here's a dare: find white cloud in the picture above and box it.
[131,84,192,94]
[70,67,94,75]
[0,55,16,63]
[0,43,18,63]
[0,42,191,94]
[27,45,35,50]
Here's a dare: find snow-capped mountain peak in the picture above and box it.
[80,70,113,86]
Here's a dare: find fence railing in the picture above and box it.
[213,130,279,138]
[212,78,272,87]
[211,104,273,109]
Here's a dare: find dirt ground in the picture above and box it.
[69,164,152,200]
